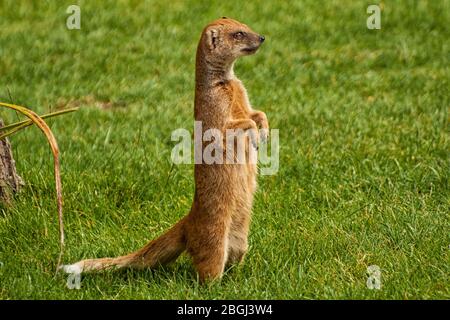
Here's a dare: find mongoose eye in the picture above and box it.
[233,31,245,39]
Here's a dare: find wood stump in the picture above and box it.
[0,119,23,203]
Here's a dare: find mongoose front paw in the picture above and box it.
[248,128,259,149]
[259,128,269,143]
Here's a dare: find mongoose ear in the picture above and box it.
[206,28,218,50]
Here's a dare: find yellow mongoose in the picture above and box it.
[62,17,269,282]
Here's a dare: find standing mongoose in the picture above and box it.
[62,17,269,282]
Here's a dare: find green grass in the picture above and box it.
[0,0,449,299]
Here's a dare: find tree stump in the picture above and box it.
[0,118,23,203]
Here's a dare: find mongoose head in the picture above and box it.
[201,17,265,64]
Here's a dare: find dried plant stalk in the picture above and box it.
[0,102,66,269]
[0,107,78,140]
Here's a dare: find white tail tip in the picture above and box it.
[60,263,83,274]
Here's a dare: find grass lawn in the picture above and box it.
[0,0,448,299]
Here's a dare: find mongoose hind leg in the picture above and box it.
[226,214,250,267]
[186,217,231,282]
[226,233,248,266]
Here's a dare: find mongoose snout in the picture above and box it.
[241,34,265,54]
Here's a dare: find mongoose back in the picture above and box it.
[63,17,269,282]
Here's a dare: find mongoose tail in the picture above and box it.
[62,216,187,273]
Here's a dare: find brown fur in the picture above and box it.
[63,18,269,282]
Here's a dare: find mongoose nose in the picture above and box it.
[259,35,265,43]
